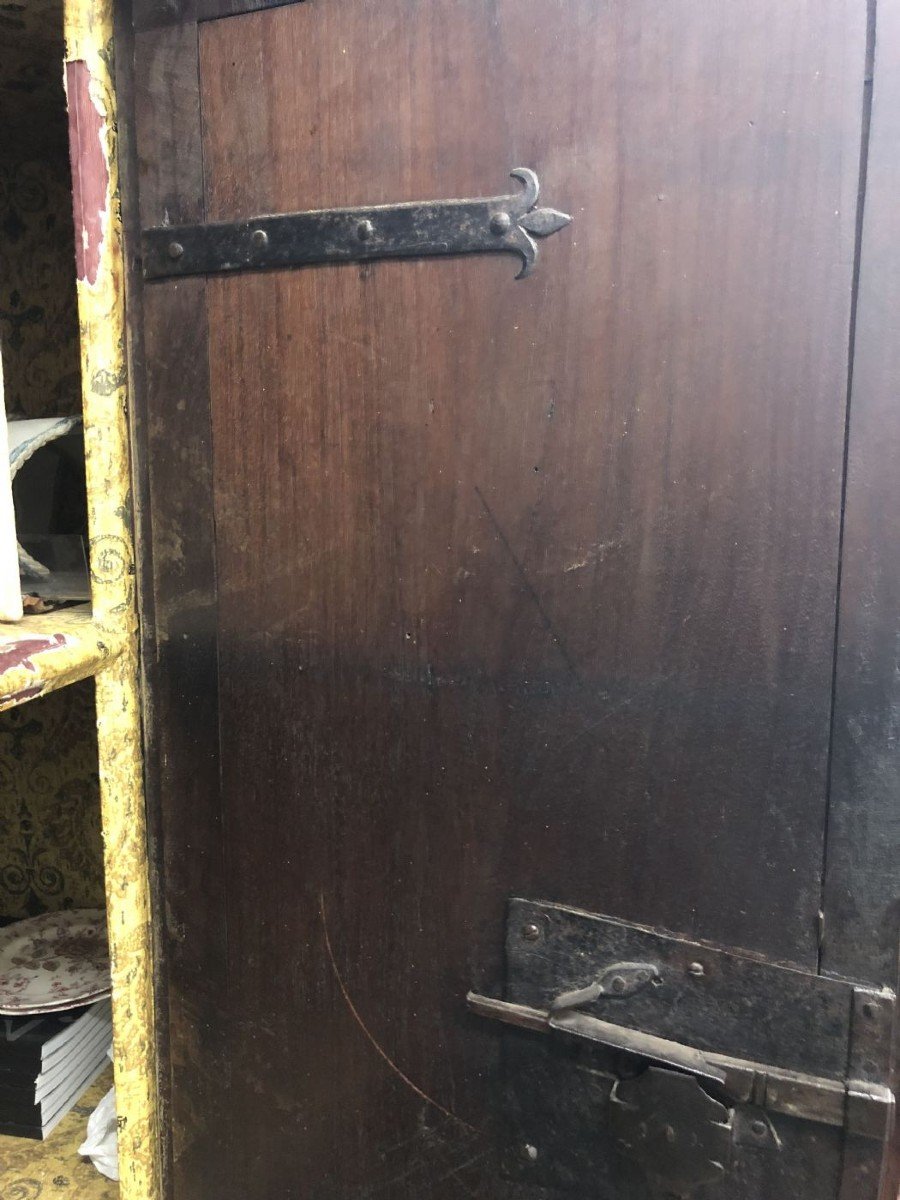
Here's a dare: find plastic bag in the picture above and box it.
[78,1085,119,1181]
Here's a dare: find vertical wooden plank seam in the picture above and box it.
[818,0,879,977]
[113,3,174,1191]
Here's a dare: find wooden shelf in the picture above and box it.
[0,606,117,711]
[0,1067,117,1199]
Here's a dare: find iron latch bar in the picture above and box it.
[467,991,894,1140]
[142,168,572,282]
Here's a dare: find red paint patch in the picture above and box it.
[0,634,70,677]
[66,59,108,286]
[5,684,46,706]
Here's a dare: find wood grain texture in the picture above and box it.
[128,19,232,1199]
[139,282,232,1200]
[160,1,865,1195]
[195,0,295,24]
[132,0,298,33]
[200,0,862,953]
[134,23,204,228]
[132,0,196,34]
[823,0,900,981]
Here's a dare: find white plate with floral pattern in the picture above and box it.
[0,910,111,1015]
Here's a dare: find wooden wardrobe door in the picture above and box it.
[116,2,896,1197]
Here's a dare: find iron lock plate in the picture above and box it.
[469,899,895,1199]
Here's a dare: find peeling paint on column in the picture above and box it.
[65,59,109,287]
[64,1,160,1198]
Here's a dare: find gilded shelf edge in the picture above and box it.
[62,2,160,1197]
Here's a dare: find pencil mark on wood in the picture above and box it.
[475,486,579,678]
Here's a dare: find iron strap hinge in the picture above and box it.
[467,992,894,1141]
[141,168,572,282]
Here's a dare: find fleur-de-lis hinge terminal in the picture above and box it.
[489,167,572,278]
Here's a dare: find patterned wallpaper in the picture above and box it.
[0,680,104,920]
[0,0,82,418]
[0,0,104,924]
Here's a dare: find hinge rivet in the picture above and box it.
[523,1144,539,1162]
[610,975,627,993]
[522,922,541,942]
[167,241,184,261]
[750,1119,767,1138]
[251,228,269,250]
[357,219,375,242]
[687,961,705,977]
[490,211,513,236]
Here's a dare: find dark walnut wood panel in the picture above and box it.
[139,283,233,1200]
[126,17,233,1198]
[131,0,195,33]
[132,0,297,33]
[133,22,205,228]
[180,1,866,1196]
[824,0,900,991]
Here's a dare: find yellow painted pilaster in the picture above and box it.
[62,4,159,1198]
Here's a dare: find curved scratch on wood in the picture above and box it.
[319,893,477,1133]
